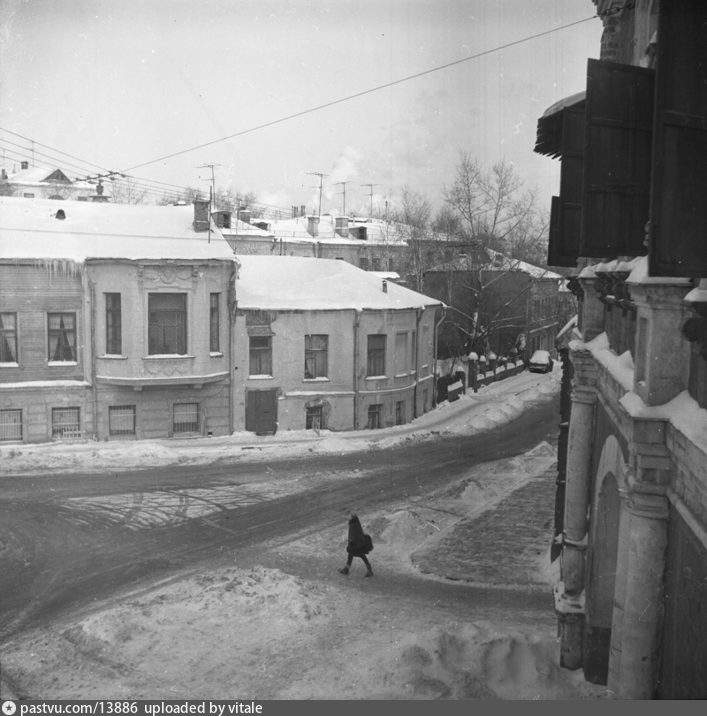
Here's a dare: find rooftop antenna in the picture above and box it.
[335,181,349,216]
[361,183,378,219]
[307,171,327,217]
[197,163,221,210]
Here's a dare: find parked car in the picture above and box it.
[528,349,554,373]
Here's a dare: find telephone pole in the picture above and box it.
[307,172,327,216]
[361,183,378,219]
[335,181,349,216]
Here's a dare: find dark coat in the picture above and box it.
[346,514,372,556]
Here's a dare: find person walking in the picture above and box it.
[339,511,374,577]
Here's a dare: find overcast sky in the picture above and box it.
[0,0,601,216]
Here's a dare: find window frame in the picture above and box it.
[0,312,18,364]
[304,334,328,379]
[51,406,81,438]
[0,408,23,441]
[47,312,77,363]
[367,334,386,377]
[108,405,136,436]
[148,293,187,355]
[249,334,273,377]
[209,292,220,353]
[105,293,122,355]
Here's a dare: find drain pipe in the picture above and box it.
[413,307,422,419]
[352,308,362,429]
[433,305,446,408]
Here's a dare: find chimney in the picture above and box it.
[193,199,210,232]
[307,215,320,237]
[20,161,29,170]
[382,279,388,293]
[239,210,251,224]
[335,216,349,238]
[300,205,306,217]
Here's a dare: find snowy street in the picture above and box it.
[0,369,606,700]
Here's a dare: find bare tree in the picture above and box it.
[442,153,546,262]
[388,187,432,291]
[109,176,148,204]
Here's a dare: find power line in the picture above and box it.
[121,16,598,173]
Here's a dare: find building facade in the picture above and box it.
[232,255,443,434]
[534,0,707,698]
[0,197,236,443]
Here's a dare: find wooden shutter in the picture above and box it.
[650,0,707,277]
[554,104,585,266]
[581,59,654,258]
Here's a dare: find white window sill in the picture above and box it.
[366,375,387,381]
[303,377,330,382]
[209,352,224,358]
[0,362,19,368]
[144,354,194,360]
[249,374,274,380]
[48,361,78,367]
[99,354,127,360]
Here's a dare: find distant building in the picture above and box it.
[422,249,566,361]
[233,255,443,433]
[0,162,96,201]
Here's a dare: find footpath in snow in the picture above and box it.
[1,368,561,476]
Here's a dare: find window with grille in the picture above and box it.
[367,403,383,429]
[52,407,80,438]
[173,402,199,433]
[48,313,77,362]
[105,293,122,355]
[210,293,220,353]
[367,334,386,376]
[306,406,323,430]
[249,335,272,376]
[148,293,187,355]
[304,335,328,378]
[0,409,22,441]
[395,400,405,425]
[109,405,136,436]
[0,312,18,363]
[359,257,369,270]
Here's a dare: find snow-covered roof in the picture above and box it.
[235,255,444,311]
[6,166,73,184]
[267,214,408,246]
[0,196,235,262]
[428,249,562,280]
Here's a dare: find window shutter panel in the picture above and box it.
[548,195,578,268]
[555,104,585,266]
[650,0,707,277]
[581,59,654,258]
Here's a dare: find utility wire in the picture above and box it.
[122,16,597,173]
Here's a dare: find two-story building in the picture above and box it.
[534,0,707,699]
[0,196,236,442]
[232,255,443,434]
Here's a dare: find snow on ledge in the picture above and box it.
[569,331,634,391]
[626,256,692,286]
[620,390,707,456]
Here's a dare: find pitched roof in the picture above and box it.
[235,255,443,311]
[0,196,235,262]
[6,166,74,184]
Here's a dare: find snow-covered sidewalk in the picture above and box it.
[1,368,561,476]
